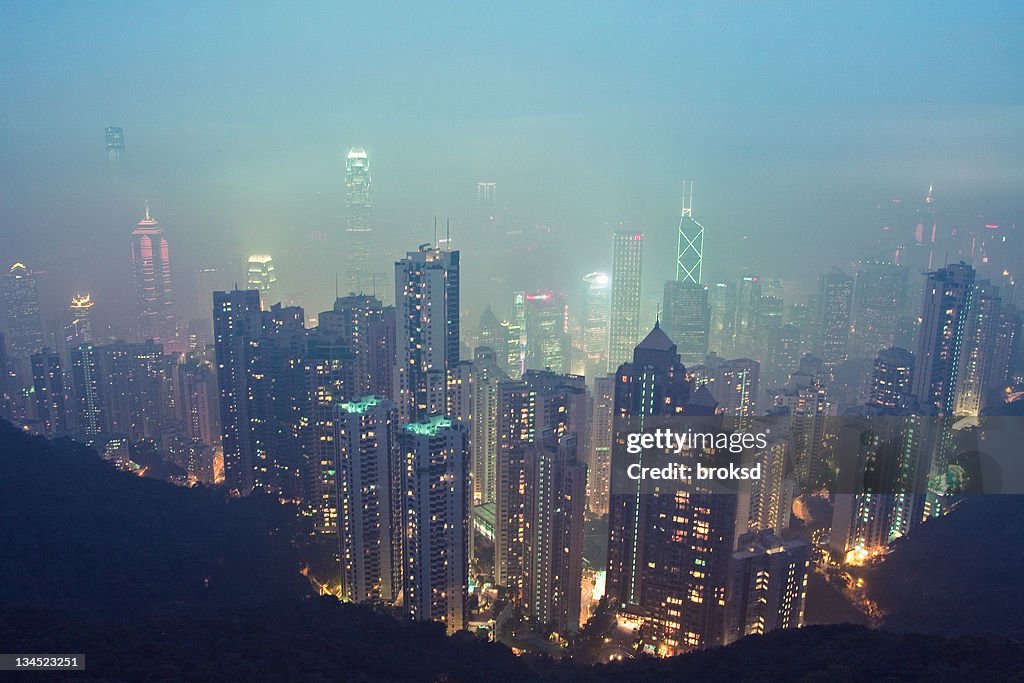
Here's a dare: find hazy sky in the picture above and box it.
[2,1,1023,329]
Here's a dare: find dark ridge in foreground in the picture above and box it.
[866,494,1024,639]
[3,420,1024,681]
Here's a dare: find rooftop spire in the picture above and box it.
[144,199,151,221]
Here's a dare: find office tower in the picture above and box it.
[609,231,643,368]
[582,272,611,375]
[31,349,68,437]
[708,281,736,354]
[394,245,460,423]
[131,203,175,342]
[522,431,587,634]
[213,290,263,493]
[675,182,705,284]
[345,147,372,293]
[335,396,401,603]
[692,355,760,421]
[3,263,44,359]
[815,270,854,367]
[914,262,975,414]
[478,306,513,374]
[246,255,276,310]
[851,261,908,359]
[524,292,570,374]
[507,292,527,379]
[400,416,469,634]
[954,280,1001,417]
[588,373,615,516]
[732,275,762,355]
[869,347,915,409]
[725,532,809,644]
[70,344,102,438]
[67,293,95,347]
[987,304,1021,396]
[494,370,586,589]
[662,281,710,365]
[606,323,739,655]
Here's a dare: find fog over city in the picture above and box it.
[2,1,1022,333]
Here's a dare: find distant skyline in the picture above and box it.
[1,1,1022,326]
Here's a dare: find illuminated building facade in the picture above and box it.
[725,532,809,644]
[662,281,710,366]
[335,396,401,603]
[246,255,276,310]
[609,231,643,369]
[345,147,372,293]
[31,348,68,437]
[815,270,853,367]
[400,416,469,634]
[105,126,125,167]
[394,245,460,423]
[131,204,175,341]
[3,262,44,359]
[524,292,570,374]
[582,272,610,375]
[68,293,95,346]
[914,262,975,414]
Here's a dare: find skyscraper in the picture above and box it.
[493,370,586,590]
[609,231,643,369]
[588,373,615,516]
[606,323,739,655]
[213,289,263,494]
[345,147,372,293]
[105,126,125,167]
[675,182,705,285]
[850,261,908,360]
[524,292,570,374]
[3,262,44,359]
[582,272,610,375]
[522,431,587,634]
[815,270,854,367]
[335,396,401,603]
[246,254,276,310]
[394,245,460,423]
[914,262,975,414]
[662,281,710,365]
[68,293,94,346]
[954,280,1001,417]
[131,203,175,342]
[69,344,102,438]
[400,416,469,634]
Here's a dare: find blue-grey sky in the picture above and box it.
[1,1,1022,328]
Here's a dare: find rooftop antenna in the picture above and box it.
[446,217,451,251]
[335,273,339,299]
[144,199,151,221]
[434,217,438,248]
[372,272,377,298]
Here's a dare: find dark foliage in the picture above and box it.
[3,420,1023,681]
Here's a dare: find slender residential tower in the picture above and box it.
[131,202,175,341]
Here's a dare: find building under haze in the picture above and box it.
[68,293,94,346]
[394,244,460,423]
[399,416,469,635]
[345,147,372,294]
[582,272,610,375]
[914,262,975,414]
[524,292,570,375]
[105,126,125,167]
[246,255,276,310]
[131,203,175,342]
[2,262,44,360]
[609,231,643,370]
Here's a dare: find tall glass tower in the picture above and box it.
[345,147,372,294]
[675,181,705,284]
[131,203,175,342]
[609,231,643,369]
